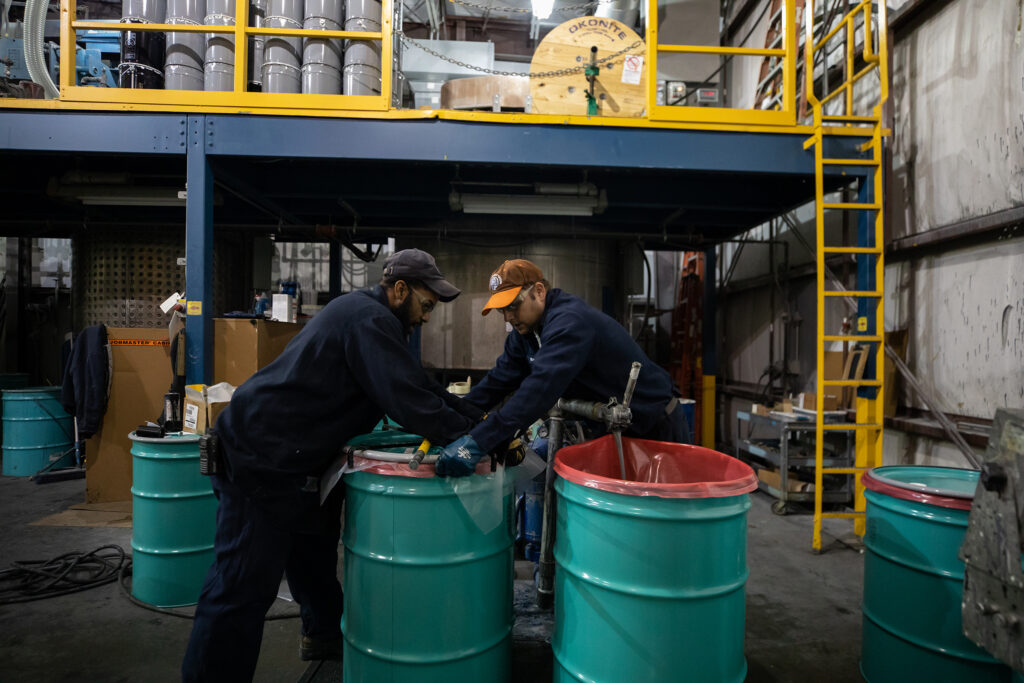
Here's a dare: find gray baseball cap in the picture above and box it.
[382,249,461,302]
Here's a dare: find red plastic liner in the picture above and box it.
[861,469,973,511]
[554,435,758,499]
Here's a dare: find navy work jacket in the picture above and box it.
[464,288,676,453]
[217,286,475,491]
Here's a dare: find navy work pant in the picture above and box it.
[181,474,344,682]
[640,403,693,444]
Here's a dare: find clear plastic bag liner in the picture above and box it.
[554,434,758,499]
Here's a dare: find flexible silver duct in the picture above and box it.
[23,0,59,97]
[342,0,380,96]
[594,0,640,30]
[204,0,234,91]
[263,0,303,93]
[166,0,205,90]
[301,0,343,94]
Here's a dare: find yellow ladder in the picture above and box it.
[803,0,889,552]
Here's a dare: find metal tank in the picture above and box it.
[204,0,234,91]
[129,431,217,607]
[343,457,514,681]
[552,439,755,683]
[263,0,303,93]
[342,0,380,96]
[1,387,73,476]
[408,239,625,370]
[594,0,640,30]
[301,0,343,94]
[165,0,205,90]
[861,466,1012,682]
[120,0,167,88]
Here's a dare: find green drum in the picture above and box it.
[129,432,217,607]
[343,461,514,682]
[553,435,758,683]
[861,466,1011,682]
[2,387,73,476]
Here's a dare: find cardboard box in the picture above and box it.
[798,392,840,411]
[271,294,297,323]
[758,467,813,493]
[751,403,769,416]
[183,383,235,435]
[213,318,300,387]
[86,328,172,503]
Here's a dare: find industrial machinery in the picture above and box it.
[960,408,1024,675]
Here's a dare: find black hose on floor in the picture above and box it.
[118,560,300,621]
[0,544,128,604]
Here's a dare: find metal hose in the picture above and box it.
[23,0,59,98]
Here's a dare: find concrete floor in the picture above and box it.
[0,474,864,682]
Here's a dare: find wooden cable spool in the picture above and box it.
[528,17,647,117]
[440,75,531,111]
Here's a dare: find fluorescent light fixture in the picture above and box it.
[531,0,554,20]
[450,191,607,216]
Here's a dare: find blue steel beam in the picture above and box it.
[184,115,213,385]
[204,116,864,176]
[0,111,188,154]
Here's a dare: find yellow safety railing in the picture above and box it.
[59,0,393,112]
[646,0,797,126]
[803,0,888,551]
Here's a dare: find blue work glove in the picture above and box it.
[435,434,485,478]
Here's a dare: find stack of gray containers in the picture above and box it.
[343,0,381,96]
[248,0,267,89]
[264,0,303,92]
[204,0,235,90]
[120,0,167,88]
[165,0,205,89]
[301,0,343,93]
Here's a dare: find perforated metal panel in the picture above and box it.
[74,230,245,329]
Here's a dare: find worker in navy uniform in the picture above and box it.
[182,249,481,681]
[435,258,690,477]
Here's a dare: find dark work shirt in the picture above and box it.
[465,288,676,452]
[217,286,475,489]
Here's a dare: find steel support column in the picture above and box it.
[185,115,213,385]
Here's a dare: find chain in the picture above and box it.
[397,31,642,79]
[443,0,616,14]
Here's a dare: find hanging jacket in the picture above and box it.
[60,324,110,438]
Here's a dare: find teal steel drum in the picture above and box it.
[343,463,514,682]
[861,466,1011,682]
[2,387,73,476]
[552,435,758,683]
[129,432,217,607]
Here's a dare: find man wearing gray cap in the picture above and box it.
[183,249,480,681]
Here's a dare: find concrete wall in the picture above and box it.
[890,0,1024,238]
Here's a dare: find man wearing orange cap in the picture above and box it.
[435,259,690,477]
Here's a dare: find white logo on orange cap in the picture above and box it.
[489,274,502,291]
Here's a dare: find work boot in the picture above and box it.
[299,634,344,661]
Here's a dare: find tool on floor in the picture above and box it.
[408,439,432,470]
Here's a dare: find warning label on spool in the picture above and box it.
[622,55,643,85]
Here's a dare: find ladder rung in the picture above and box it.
[822,379,882,387]
[821,467,868,475]
[822,114,878,123]
[820,422,883,431]
[823,335,883,342]
[822,158,879,166]
[823,246,882,254]
[823,290,882,297]
[823,202,881,210]
[821,511,865,519]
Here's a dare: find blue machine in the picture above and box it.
[42,26,120,87]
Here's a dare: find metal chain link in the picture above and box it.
[444,0,615,14]
[397,31,642,79]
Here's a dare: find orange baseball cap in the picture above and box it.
[481,259,544,315]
